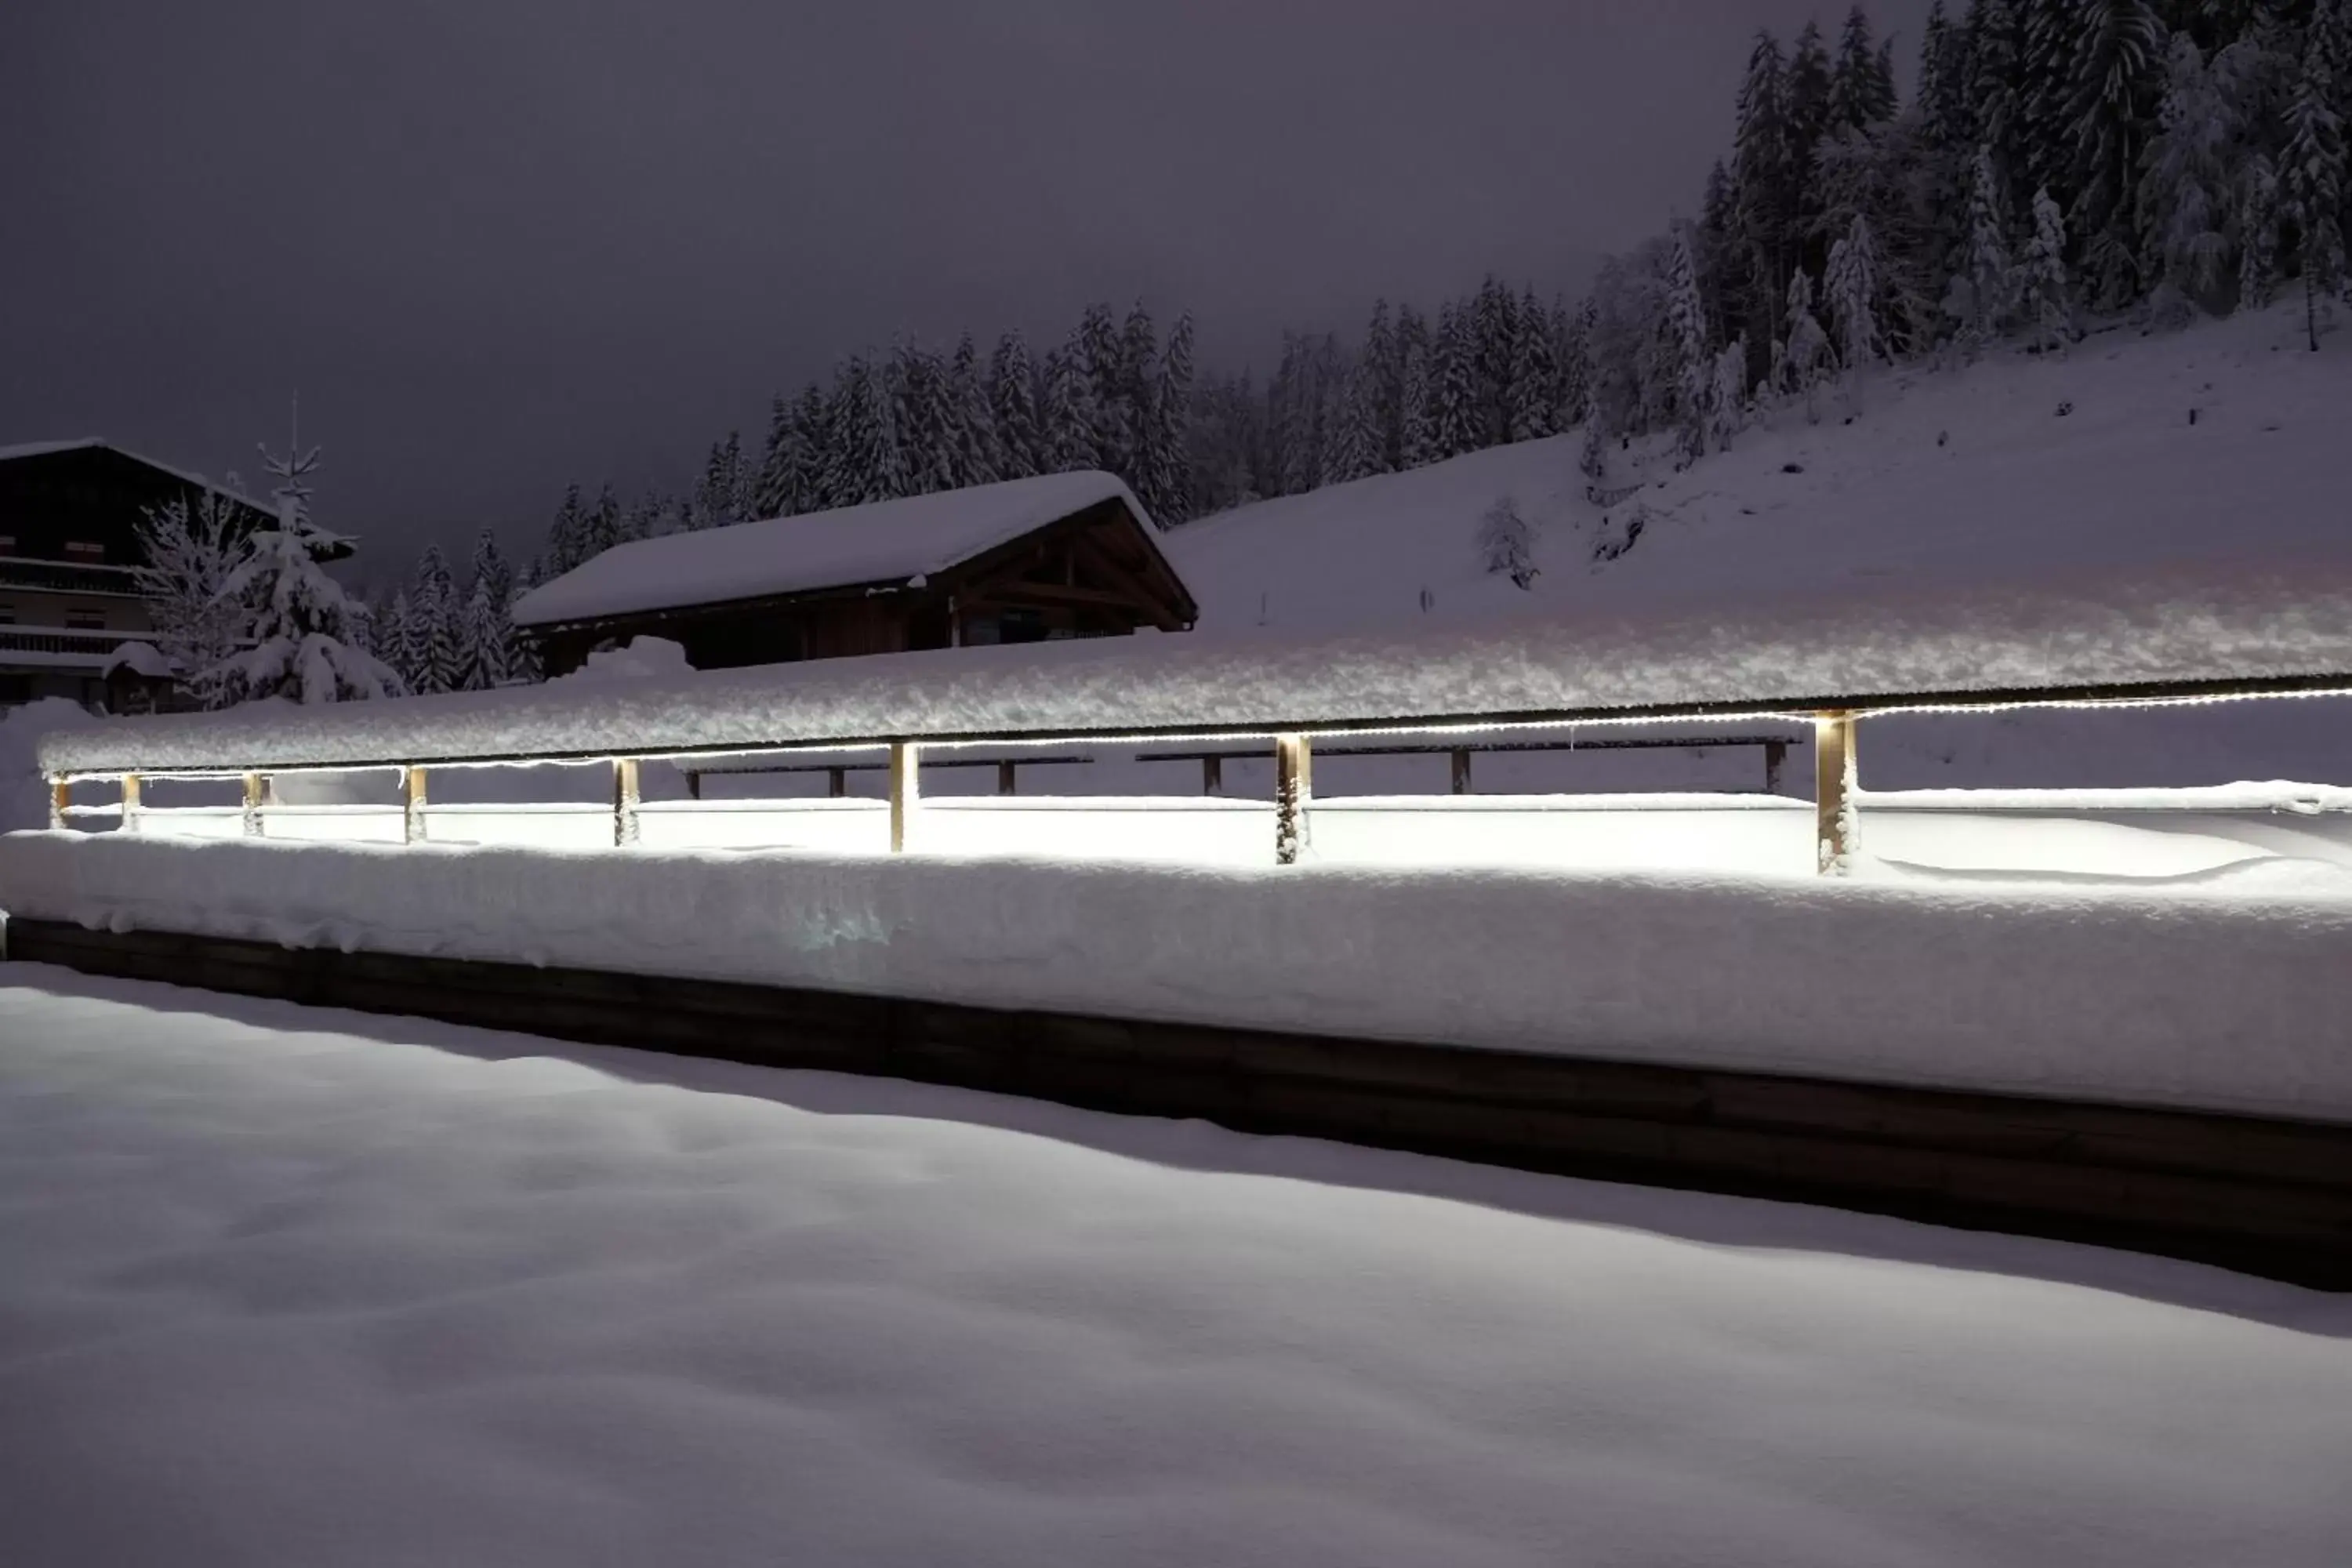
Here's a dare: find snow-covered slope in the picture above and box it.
[1168,304,2351,637]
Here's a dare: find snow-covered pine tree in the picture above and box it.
[1947,145,2016,347]
[2018,0,2078,209]
[132,485,252,691]
[1557,296,1594,430]
[1117,303,1160,491]
[1784,20,1836,269]
[1708,336,1750,450]
[1470,276,1520,447]
[788,385,832,512]
[1664,226,1713,459]
[1826,212,1886,404]
[1577,407,1608,484]
[545,483,586,575]
[1733,30,1795,368]
[1476,496,1538,590]
[380,589,416,691]
[1507,286,1561,442]
[1396,311,1436,470]
[1781,266,1833,408]
[824,354,906,504]
[1428,305,1483,462]
[406,543,459,694]
[1697,158,1743,350]
[585,485,623,557]
[754,394,808,518]
[193,426,401,706]
[1142,310,1194,521]
[1077,303,1134,480]
[1359,299,1399,470]
[2065,0,2166,310]
[1969,0,2028,215]
[1040,338,1102,475]
[453,579,510,691]
[2140,33,2235,322]
[1829,5,1897,130]
[2018,186,2073,351]
[988,332,1043,481]
[947,334,1003,491]
[2282,0,2348,350]
[891,342,959,496]
[468,528,514,620]
[2238,156,2281,308]
[1323,351,1386,485]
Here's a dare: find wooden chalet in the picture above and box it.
[511,470,1196,676]
[0,438,280,709]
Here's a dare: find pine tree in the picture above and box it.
[1118,303,1160,492]
[1359,299,1399,468]
[1476,496,1538,589]
[1506,287,1562,442]
[1782,267,1834,418]
[1969,0,2028,213]
[380,589,417,691]
[2066,0,2166,310]
[585,484,623,557]
[546,483,586,575]
[1577,408,1607,485]
[1785,20,1837,266]
[948,334,1003,489]
[1428,305,1483,461]
[988,334,1043,480]
[891,341,959,496]
[2140,32,2236,320]
[1733,31,1796,371]
[1077,303,1133,478]
[2282,0,2348,349]
[194,425,400,706]
[789,385,832,513]
[1947,145,2017,346]
[1826,213,1886,402]
[1665,226,1713,459]
[1830,5,1897,129]
[824,354,906,504]
[2238,156,2281,308]
[1708,337,1750,449]
[1143,310,1194,521]
[1470,276,1521,446]
[1557,296,1594,430]
[2018,0,2078,208]
[407,543,459,694]
[1324,352,1386,485]
[1396,311,1436,470]
[2019,186,2074,351]
[1040,339,1102,474]
[468,528,514,619]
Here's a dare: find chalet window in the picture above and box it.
[65,610,106,630]
[64,541,105,559]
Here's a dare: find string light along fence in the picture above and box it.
[38,567,2352,873]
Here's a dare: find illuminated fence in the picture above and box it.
[39,565,2352,874]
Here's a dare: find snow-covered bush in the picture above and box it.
[0,698,100,831]
[1475,498,1538,590]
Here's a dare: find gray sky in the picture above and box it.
[3,0,1930,577]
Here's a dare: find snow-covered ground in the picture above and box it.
[2,965,2346,1568]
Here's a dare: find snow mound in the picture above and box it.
[557,636,693,684]
[0,699,100,831]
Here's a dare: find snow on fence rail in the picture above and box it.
[37,561,2352,873]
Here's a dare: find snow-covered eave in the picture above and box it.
[39,560,2352,777]
[513,569,928,634]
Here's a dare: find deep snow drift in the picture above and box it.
[9,831,2350,1121]
[1,967,2345,1568]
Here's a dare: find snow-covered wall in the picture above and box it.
[5,833,2348,1125]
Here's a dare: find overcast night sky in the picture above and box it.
[5,1,1932,575]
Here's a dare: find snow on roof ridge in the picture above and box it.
[513,470,1149,628]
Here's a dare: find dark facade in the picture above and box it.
[0,441,278,708]
[524,494,1198,677]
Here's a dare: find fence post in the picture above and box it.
[827,765,847,799]
[120,773,142,835]
[612,758,640,848]
[685,769,702,802]
[1813,712,1857,874]
[890,742,920,852]
[403,766,428,845]
[1275,734,1312,866]
[1201,754,1222,796]
[243,772,266,838]
[1764,739,1788,795]
[49,777,68,832]
[996,759,1017,797]
[1450,747,1472,795]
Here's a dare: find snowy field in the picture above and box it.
[2,964,2347,1568]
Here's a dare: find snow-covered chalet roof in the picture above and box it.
[511,470,1155,628]
[42,557,2352,775]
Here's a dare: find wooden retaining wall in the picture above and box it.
[9,916,2349,1290]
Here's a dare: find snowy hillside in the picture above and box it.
[1164,304,2352,790]
[1169,303,2350,636]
